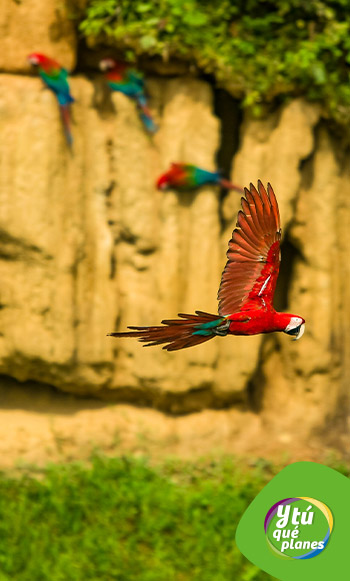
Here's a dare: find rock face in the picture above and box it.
[0,0,76,73]
[0,73,230,406]
[1,8,350,458]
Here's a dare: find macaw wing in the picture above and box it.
[170,162,185,170]
[166,163,189,186]
[170,163,194,177]
[217,181,281,315]
[127,69,145,86]
[40,69,70,97]
[108,79,142,99]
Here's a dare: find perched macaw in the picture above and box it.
[99,58,158,134]
[27,53,74,146]
[109,181,305,350]
[156,163,243,193]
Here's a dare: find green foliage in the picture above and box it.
[80,0,350,123]
[0,456,274,580]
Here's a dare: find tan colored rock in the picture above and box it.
[225,98,320,225]
[0,0,77,73]
[217,98,321,400]
[1,67,350,458]
[0,377,328,471]
[259,129,350,447]
[1,0,349,465]
[1,73,251,405]
[225,116,350,455]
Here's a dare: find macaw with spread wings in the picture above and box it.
[109,181,305,350]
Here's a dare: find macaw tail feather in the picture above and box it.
[108,311,228,351]
[137,102,158,133]
[140,112,158,133]
[219,178,244,193]
[136,93,148,108]
[58,93,75,105]
[59,104,73,147]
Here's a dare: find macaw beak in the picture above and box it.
[285,322,305,341]
[27,56,38,66]
[292,323,305,341]
[100,59,114,71]
[156,179,168,191]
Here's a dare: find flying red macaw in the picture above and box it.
[156,162,243,192]
[27,53,74,146]
[109,181,305,350]
[99,58,158,133]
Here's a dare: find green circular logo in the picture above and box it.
[264,497,333,559]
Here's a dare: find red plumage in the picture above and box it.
[218,182,281,315]
[156,163,188,190]
[27,53,61,73]
[109,181,305,350]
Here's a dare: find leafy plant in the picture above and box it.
[79,0,350,124]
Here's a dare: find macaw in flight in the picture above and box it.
[27,53,74,147]
[109,181,305,350]
[99,58,158,134]
[156,162,243,193]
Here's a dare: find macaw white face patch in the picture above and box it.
[285,317,303,332]
[99,59,115,71]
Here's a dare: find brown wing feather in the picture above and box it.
[217,181,281,315]
[109,311,221,351]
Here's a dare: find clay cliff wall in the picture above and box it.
[1,0,349,457]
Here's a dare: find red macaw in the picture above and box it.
[99,58,158,133]
[109,181,305,350]
[27,53,74,146]
[156,162,243,193]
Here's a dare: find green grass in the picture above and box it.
[0,456,276,581]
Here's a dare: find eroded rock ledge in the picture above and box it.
[1,43,350,455]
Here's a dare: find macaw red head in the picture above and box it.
[156,172,171,190]
[283,316,305,340]
[156,163,186,190]
[99,58,117,71]
[27,53,50,67]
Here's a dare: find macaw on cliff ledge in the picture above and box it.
[27,53,74,147]
[99,58,158,134]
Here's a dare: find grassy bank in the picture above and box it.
[0,456,275,580]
